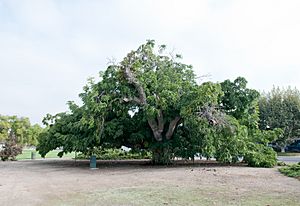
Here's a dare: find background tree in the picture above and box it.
[259,87,300,152]
[27,124,45,146]
[0,115,10,142]
[0,115,43,146]
[220,77,260,129]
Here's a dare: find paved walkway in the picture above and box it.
[278,156,300,163]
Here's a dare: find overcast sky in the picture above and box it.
[1,0,300,125]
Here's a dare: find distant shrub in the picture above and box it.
[77,148,151,160]
[244,145,277,168]
[0,139,22,161]
[279,163,300,178]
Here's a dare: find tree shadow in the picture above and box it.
[22,158,247,171]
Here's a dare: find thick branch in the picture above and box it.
[123,97,142,105]
[148,119,162,141]
[157,109,164,133]
[123,66,147,105]
[166,116,181,140]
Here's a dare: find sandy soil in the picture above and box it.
[0,159,299,206]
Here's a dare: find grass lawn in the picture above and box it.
[279,162,300,180]
[277,152,300,156]
[48,186,300,206]
[16,149,76,160]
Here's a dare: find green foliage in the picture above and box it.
[0,138,22,161]
[0,115,43,146]
[170,83,225,161]
[77,148,151,160]
[244,144,277,168]
[219,78,280,167]
[277,161,287,166]
[0,116,10,142]
[37,109,99,157]
[214,119,248,163]
[27,124,44,146]
[37,40,203,163]
[220,77,260,129]
[172,119,213,160]
[242,128,282,167]
[259,87,300,150]
[279,163,300,178]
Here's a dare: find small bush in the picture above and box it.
[77,148,151,160]
[244,145,277,168]
[0,140,22,161]
[279,163,300,178]
[277,161,287,166]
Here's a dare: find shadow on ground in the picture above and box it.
[13,158,247,171]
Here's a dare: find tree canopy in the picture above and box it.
[259,86,300,151]
[37,40,281,166]
[0,115,43,146]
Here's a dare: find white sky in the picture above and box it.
[1,0,300,124]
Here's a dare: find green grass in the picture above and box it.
[16,149,76,160]
[277,152,300,156]
[279,162,300,179]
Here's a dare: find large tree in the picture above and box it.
[37,41,280,166]
[38,41,223,163]
[259,87,300,152]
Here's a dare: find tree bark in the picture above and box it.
[152,146,172,165]
[123,66,147,105]
[166,116,181,140]
[157,109,164,133]
[147,118,163,141]
[123,97,143,105]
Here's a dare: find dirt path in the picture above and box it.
[0,160,299,206]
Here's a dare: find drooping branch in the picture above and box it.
[196,105,228,127]
[166,116,181,140]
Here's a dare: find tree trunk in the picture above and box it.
[151,145,172,165]
[281,147,285,153]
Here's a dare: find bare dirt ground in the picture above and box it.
[0,159,299,206]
